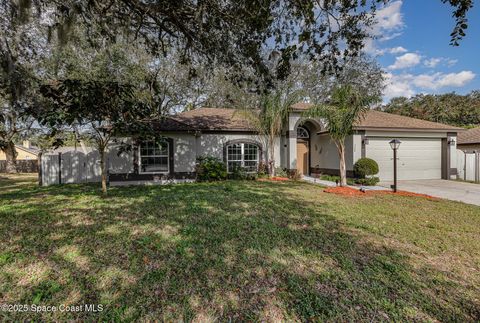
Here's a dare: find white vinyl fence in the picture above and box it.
[41,151,103,186]
[457,149,480,182]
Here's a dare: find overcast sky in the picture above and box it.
[365,0,479,102]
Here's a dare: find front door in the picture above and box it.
[296,141,309,175]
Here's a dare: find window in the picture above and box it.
[139,140,169,173]
[227,143,259,173]
[297,126,309,139]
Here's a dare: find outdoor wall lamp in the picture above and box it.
[362,138,369,145]
[448,138,456,145]
[389,139,401,193]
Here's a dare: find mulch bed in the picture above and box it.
[257,177,290,182]
[324,186,438,200]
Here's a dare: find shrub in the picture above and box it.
[354,158,379,178]
[288,170,302,181]
[226,164,258,180]
[355,176,380,186]
[257,161,269,178]
[274,167,288,178]
[195,156,227,182]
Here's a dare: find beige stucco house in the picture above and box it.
[0,141,39,161]
[105,105,462,183]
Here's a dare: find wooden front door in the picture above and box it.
[296,141,309,175]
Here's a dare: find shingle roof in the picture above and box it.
[156,105,462,132]
[169,108,254,131]
[355,110,462,131]
[292,102,461,131]
[458,127,480,145]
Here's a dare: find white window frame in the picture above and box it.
[138,140,170,174]
[226,142,259,173]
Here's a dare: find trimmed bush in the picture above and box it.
[195,156,227,182]
[355,176,380,186]
[354,158,379,178]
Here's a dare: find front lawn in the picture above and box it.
[1,174,479,321]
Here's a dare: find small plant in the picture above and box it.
[320,174,355,185]
[288,170,302,181]
[274,167,288,178]
[195,156,227,182]
[257,161,269,178]
[354,158,379,178]
[355,176,380,186]
[233,166,258,180]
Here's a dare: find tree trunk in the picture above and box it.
[270,140,276,177]
[3,141,18,174]
[337,140,347,187]
[99,147,107,195]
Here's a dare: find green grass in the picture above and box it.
[1,174,479,321]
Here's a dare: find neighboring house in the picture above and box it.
[457,127,480,151]
[103,105,462,183]
[0,141,39,160]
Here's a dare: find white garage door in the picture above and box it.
[366,138,442,181]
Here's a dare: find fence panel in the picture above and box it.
[41,155,60,185]
[40,151,103,186]
[0,160,38,173]
[457,149,479,182]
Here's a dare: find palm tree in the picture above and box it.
[242,89,300,177]
[304,85,379,186]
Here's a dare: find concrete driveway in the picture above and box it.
[379,180,480,206]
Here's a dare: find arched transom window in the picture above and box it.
[297,126,309,139]
[226,142,259,173]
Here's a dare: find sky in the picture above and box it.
[365,0,480,102]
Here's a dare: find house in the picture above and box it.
[0,141,39,160]
[105,105,462,183]
[457,127,480,151]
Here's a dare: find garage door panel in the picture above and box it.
[366,138,442,181]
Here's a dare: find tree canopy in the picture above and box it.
[7,0,475,83]
[381,91,480,128]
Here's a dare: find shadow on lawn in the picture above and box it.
[0,179,479,321]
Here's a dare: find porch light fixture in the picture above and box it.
[389,139,401,193]
[362,138,369,145]
[389,139,401,150]
[448,138,456,146]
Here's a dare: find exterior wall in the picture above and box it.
[352,133,363,162]
[108,138,135,174]
[448,134,457,178]
[310,133,354,173]
[172,134,197,172]
[287,112,302,169]
[0,147,37,160]
[198,133,280,167]
[108,132,281,181]
[286,111,325,171]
